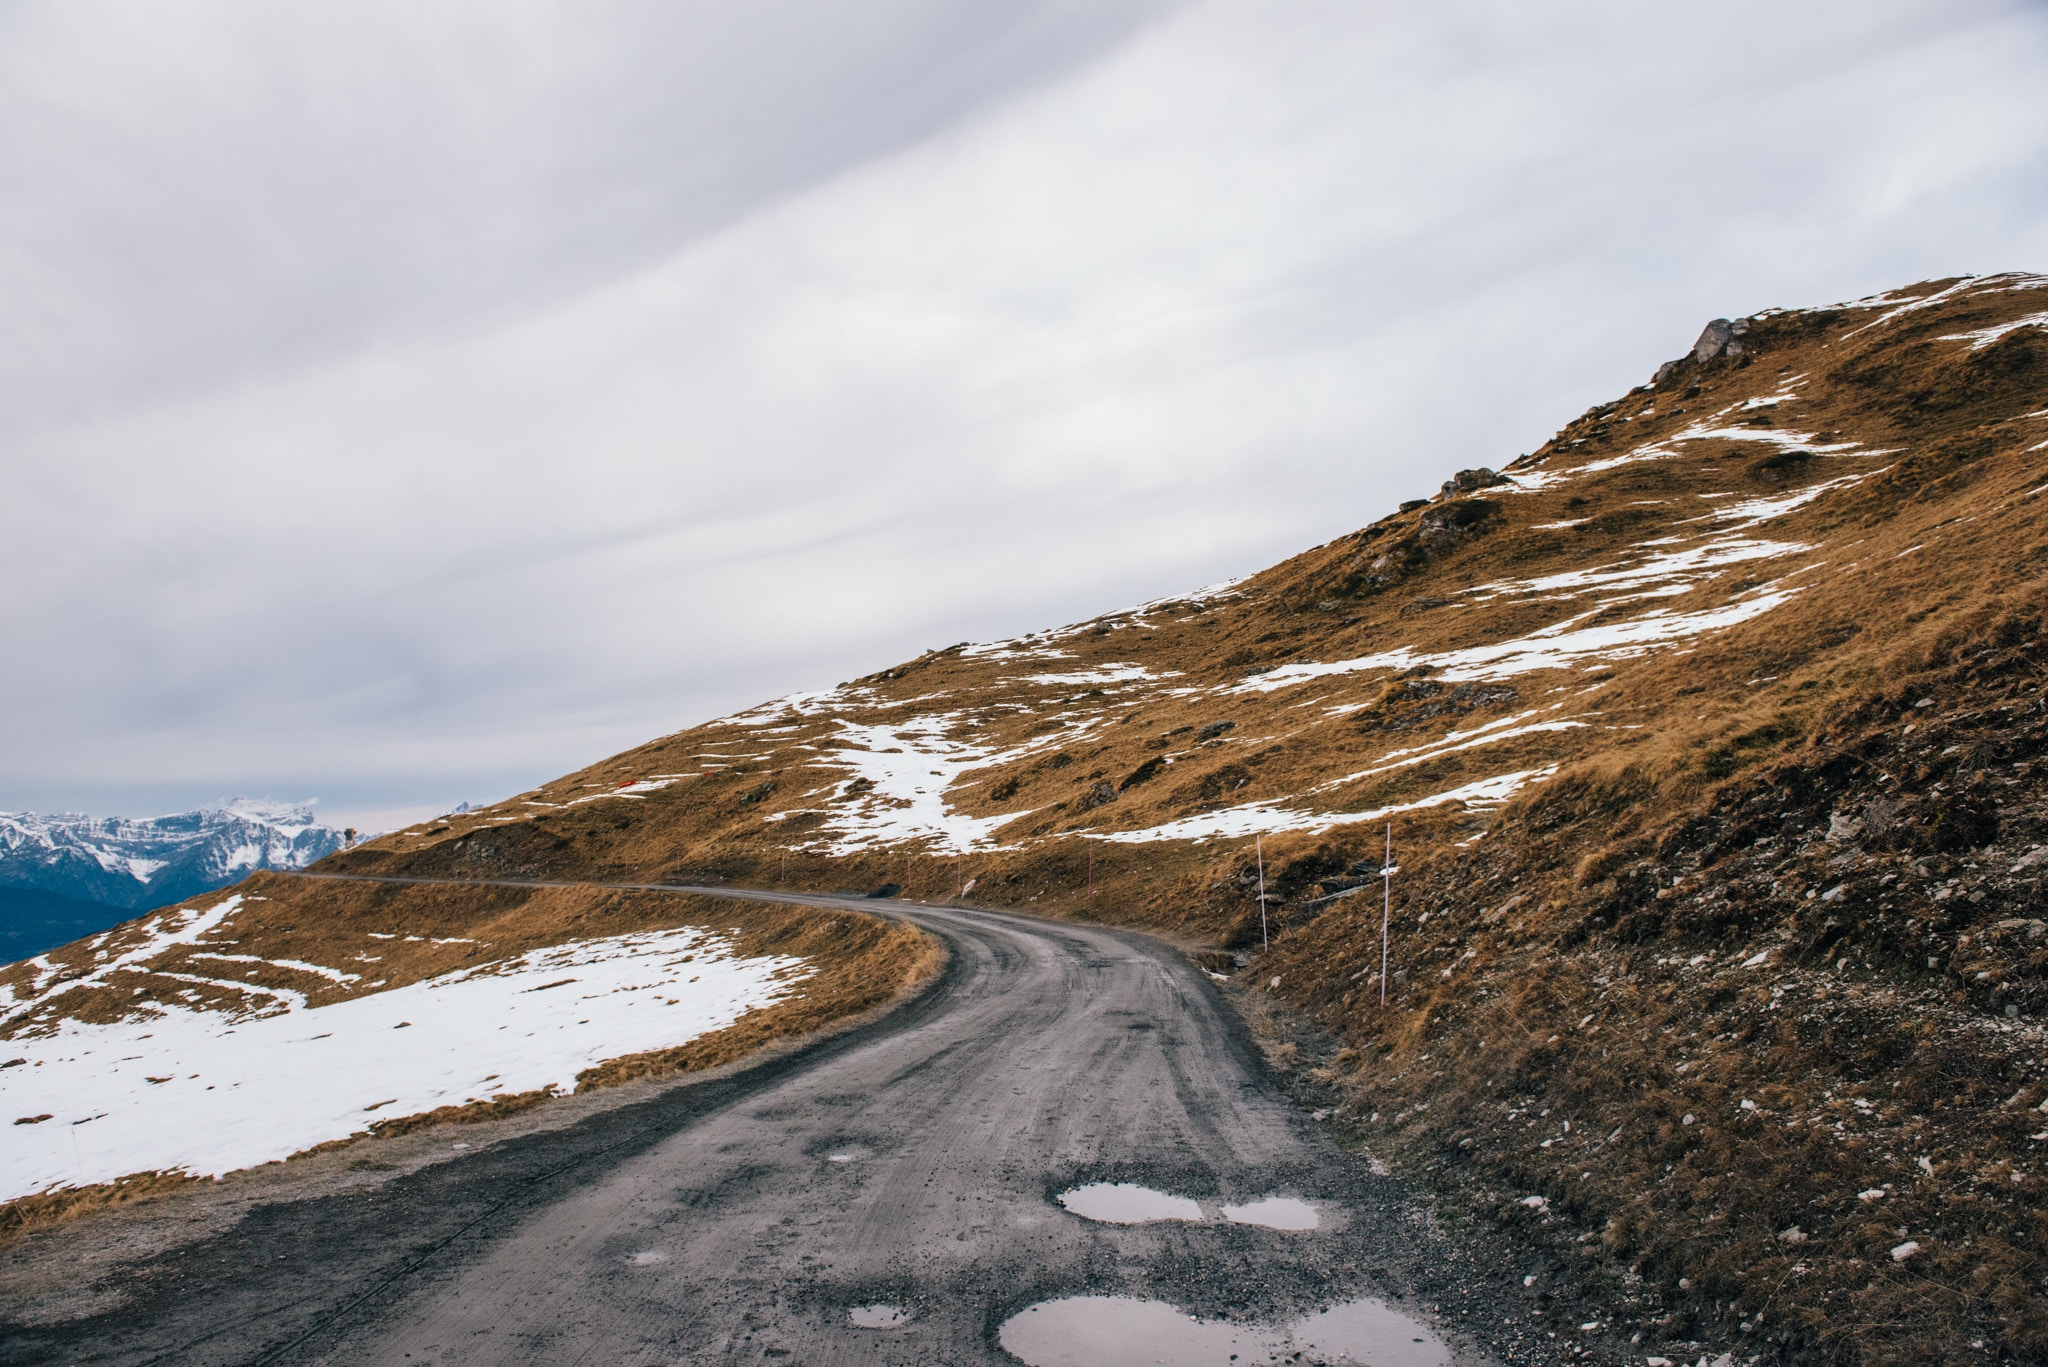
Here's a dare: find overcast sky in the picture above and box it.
[5,0,2047,832]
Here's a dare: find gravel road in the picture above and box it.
[2,891,1543,1366]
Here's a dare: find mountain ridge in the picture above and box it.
[0,799,345,959]
[0,798,343,910]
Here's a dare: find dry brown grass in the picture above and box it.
[0,1169,205,1241]
[1260,592,2048,1364]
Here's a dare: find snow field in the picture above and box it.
[0,919,810,1202]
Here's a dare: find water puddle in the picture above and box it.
[624,1250,668,1267]
[998,1294,1448,1367]
[1219,1197,1319,1231]
[1056,1185,1319,1230]
[849,1303,911,1328]
[1056,1183,1204,1224]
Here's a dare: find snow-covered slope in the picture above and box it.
[0,799,343,915]
[0,893,807,1201]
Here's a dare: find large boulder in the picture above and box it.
[1692,315,1751,362]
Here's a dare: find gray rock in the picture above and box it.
[1076,780,1118,811]
[1693,318,1735,362]
[1438,467,1510,496]
[1693,316,1752,363]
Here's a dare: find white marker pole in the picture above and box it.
[1380,823,1394,1008]
[1257,834,1268,952]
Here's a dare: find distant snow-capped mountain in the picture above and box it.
[0,799,343,912]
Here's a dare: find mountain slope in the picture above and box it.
[9,273,2047,1363]
[0,887,130,964]
[319,272,2048,1367]
[0,800,350,962]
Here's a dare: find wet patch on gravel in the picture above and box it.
[1057,1182,1203,1224]
[1219,1195,1320,1231]
[1055,1183,1323,1232]
[848,1302,911,1328]
[1000,1292,1450,1367]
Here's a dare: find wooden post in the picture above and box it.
[1380,823,1394,1007]
[1257,835,1268,952]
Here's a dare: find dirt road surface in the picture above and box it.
[2,890,1536,1366]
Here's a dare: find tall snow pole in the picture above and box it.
[1380,822,1395,1007]
[1257,834,1268,952]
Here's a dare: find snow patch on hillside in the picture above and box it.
[1314,711,1590,788]
[1464,535,1806,606]
[2,895,250,1023]
[1237,582,1803,694]
[804,719,1022,854]
[0,915,806,1202]
[959,640,1073,662]
[1098,768,1558,844]
[1022,664,1167,687]
[1940,311,2048,351]
[1572,412,1873,480]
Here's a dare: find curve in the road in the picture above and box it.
[1,880,1510,1367]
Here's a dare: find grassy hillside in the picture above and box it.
[18,273,2047,1362]
[325,273,2048,1365]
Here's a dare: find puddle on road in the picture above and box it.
[824,1144,872,1164]
[998,1294,1448,1367]
[1290,1298,1449,1366]
[1056,1183,1204,1224]
[849,1303,911,1328]
[1219,1197,1319,1231]
[1056,1185,1320,1231]
[624,1250,668,1267]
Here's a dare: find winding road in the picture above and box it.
[2,886,1513,1366]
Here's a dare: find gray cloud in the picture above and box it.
[4,0,2046,831]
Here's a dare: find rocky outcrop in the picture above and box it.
[1652,316,1754,385]
[1439,467,1510,496]
[1692,315,1751,361]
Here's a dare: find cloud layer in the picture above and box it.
[5,0,2046,830]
